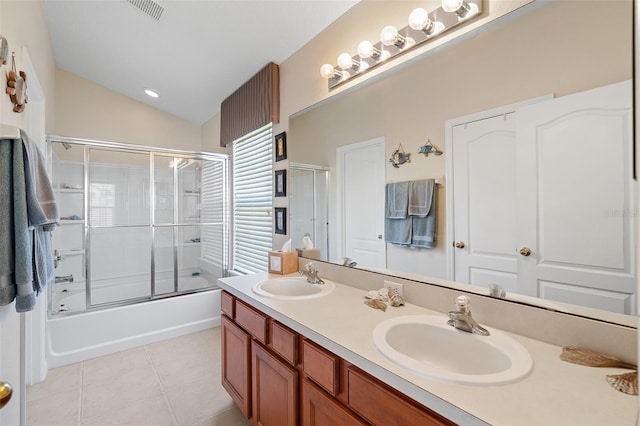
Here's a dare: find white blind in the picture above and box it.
[200,159,226,276]
[232,124,273,274]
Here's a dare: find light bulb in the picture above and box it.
[380,25,405,47]
[320,63,339,79]
[357,40,377,59]
[441,0,463,12]
[337,53,354,70]
[409,8,434,33]
[441,0,473,18]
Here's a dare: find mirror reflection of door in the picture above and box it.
[337,138,385,268]
[289,164,329,261]
[452,81,636,314]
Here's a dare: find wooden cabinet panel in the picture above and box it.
[271,320,298,365]
[221,290,235,318]
[221,315,251,418]
[302,379,366,426]
[235,299,269,343]
[302,339,339,396]
[252,340,298,426]
[347,367,455,426]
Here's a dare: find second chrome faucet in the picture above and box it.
[299,262,324,285]
[447,295,490,336]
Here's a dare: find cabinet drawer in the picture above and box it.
[302,339,339,396]
[271,321,298,365]
[302,379,366,426]
[235,299,269,343]
[221,290,235,318]
[347,367,454,426]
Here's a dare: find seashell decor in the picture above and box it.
[364,299,387,312]
[560,346,637,369]
[606,372,638,396]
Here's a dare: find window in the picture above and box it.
[232,124,273,274]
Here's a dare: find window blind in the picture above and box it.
[232,124,273,274]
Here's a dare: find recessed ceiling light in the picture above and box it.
[144,88,159,98]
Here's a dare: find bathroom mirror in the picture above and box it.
[288,0,636,326]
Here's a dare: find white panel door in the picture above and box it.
[338,138,385,267]
[517,81,636,314]
[452,113,519,292]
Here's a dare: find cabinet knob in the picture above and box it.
[453,241,465,249]
[378,234,383,240]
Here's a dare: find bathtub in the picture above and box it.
[46,283,221,368]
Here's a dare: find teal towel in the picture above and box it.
[0,141,16,306]
[12,140,35,311]
[411,185,438,249]
[385,182,409,219]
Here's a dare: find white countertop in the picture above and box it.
[218,273,637,425]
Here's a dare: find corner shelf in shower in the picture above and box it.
[183,242,201,247]
[59,220,85,225]
[57,188,84,194]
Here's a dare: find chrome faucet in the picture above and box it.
[299,262,324,284]
[447,295,489,336]
[55,275,74,284]
[343,257,357,268]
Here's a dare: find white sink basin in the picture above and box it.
[372,315,533,386]
[252,277,335,300]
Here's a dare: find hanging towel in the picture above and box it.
[384,215,412,246]
[385,181,409,219]
[408,179,434,217]
[0,140,16,306]
[23,130,58,229]
[411,185,438,248]
[22,131,58,294]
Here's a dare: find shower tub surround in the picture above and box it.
[218,268,636,425]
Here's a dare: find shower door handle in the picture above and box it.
[53,249,61,269]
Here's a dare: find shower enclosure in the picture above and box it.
[288,163,329,261]
[48,137,228,315]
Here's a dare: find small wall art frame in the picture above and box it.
[275,169,287,197]
[274,207,287,234]
[275,131,287,162]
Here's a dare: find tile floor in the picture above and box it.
[27,327,251,426]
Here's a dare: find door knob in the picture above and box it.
[0,381,12,410]
[378,235,382,240]
[453,241,465,249]
[519,247,532,257]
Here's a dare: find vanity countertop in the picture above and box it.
[218,273,636,425]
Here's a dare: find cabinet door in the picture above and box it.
[221,315,251,419]
[252,340,298,426]
[302,379,366,426]
[348,367,454,426]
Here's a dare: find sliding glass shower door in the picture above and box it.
[49,139,228,315]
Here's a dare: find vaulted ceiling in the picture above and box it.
[43,0,357,124]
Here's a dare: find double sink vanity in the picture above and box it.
[217,262,636,425]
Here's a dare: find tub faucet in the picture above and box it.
[299,262,324,285]
[447,295,489,336]
[55,275,74,284]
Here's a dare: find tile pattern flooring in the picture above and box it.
[27,327,251,426]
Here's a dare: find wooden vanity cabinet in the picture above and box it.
[221,315,252,418]
[220,291,454,426]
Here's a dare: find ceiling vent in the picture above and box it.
[126,0,164,21]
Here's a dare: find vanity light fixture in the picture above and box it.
[320,0,482,90]
[144,88,159,98]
